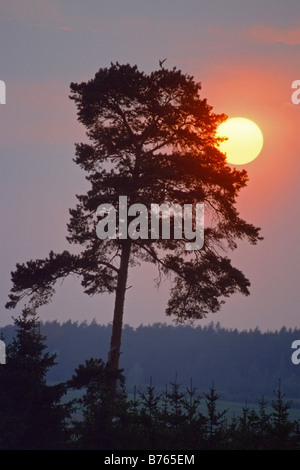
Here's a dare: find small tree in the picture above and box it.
[67,357,128,449]
[0,308,70,449]
[166,375,185,430]
[179,378,206,449]
[6,63,262,395]
[257,395,271,446]
[183,378,203,426]
[138,377,162,449]
[204,382,227,449]
[270,379,295,449]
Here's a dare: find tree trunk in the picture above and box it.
[107,240,131,395]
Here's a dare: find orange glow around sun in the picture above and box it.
[216,117,264,165]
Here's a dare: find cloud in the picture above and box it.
[0,0,75,32]
[249,25,300,45]
[0,0,150,35]
[0,0,62,24]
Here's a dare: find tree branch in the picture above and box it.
[111,98,136,141]
[137,243,186,280]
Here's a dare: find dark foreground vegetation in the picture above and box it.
[1,310,300,450]
[67,361,300,450]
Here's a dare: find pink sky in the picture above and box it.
[0,0,300,332]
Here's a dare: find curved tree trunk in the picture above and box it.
[107,240,131,396]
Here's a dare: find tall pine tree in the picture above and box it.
[6,63,262,395]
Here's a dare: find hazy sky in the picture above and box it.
[0,0,299,331]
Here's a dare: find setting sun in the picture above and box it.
[216,117,264,165]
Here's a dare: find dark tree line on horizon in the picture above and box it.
[2,318,299,403]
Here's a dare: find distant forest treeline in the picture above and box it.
[1,321,300,402]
